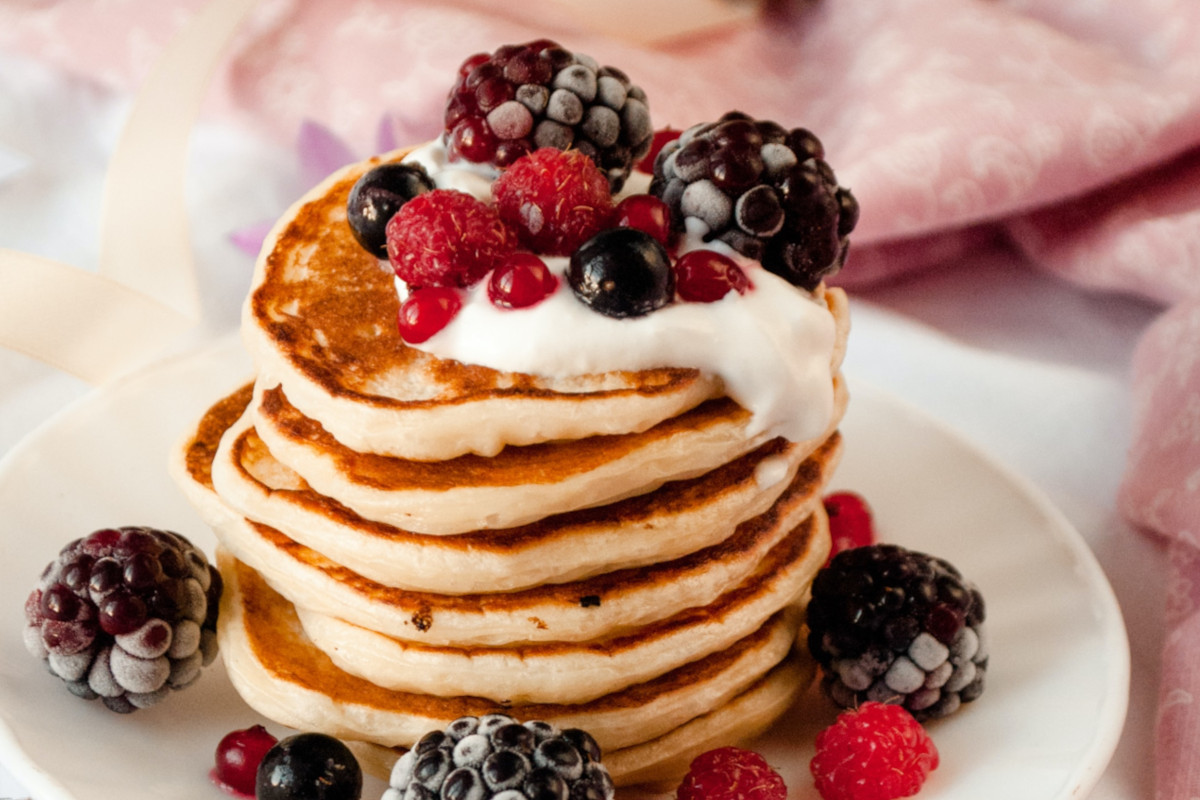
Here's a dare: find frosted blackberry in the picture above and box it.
[445,40,653,190]
[650,111,858,290]
[806,543,987,721]
[22,526,222,712]
[383,715,614,800]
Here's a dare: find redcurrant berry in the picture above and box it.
[398,287,462,343]
[488,253,559,309]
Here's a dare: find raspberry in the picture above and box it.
[493,148,614,255]
[807,544,988,720]
[386,189,514,288]
[651,111,858,291]
[383,714,614,800]
[823,491,875,565]
[445,40,654,190]
[22,526,222,713]
[676,747,786,800]
[810,702,938,800]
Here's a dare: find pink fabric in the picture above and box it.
[3,0,1200,795]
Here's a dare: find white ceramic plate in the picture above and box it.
[0,336,1128,800]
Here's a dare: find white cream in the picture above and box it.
[396,141,839,445]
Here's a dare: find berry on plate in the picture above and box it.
[651,110,858,291]
[445,40,653,189]
[823,491,876,565]
[22,526,222,713]
[382,714,615,800]
[806,544,988,720]
[810,702,938,800]
[493,148,614,256]
[211,724,278,797]
[386,189,514,288]
[676,746,787,800]
[256,732,362,800]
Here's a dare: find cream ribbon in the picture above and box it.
[0,0,259,384]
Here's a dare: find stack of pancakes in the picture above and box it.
[171,149,851,786]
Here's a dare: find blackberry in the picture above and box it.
[444,40,654,191]
[650,111,858,291]
[806,544,987,721]
[22,526,222,713]
[383,715,614,800]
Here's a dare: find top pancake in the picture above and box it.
[244,148,850,461]
[244,148,725,461]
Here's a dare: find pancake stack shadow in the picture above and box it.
[171,152,850,787]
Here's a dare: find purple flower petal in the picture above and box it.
[296,119,356,187]
[376,114,398,154]
[229,220,275,257]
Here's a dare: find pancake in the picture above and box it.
[291,502,822,703]
[244,149,728,462]
[217,554,814,769]
[189,460,829,645]
[347,652,810,790]
[212,396,841,591]
[248,376,847,535]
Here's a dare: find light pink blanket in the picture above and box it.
[3,0,1199,795]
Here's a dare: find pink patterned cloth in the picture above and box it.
[3,0,1200,795]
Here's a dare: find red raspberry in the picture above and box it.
[488,252,559,309]
[811,703,939,800]
[824,491,875,565]
[493,148,614,255]
[398,286,462,343]
[676,746,787,800]
[386,189,514,288]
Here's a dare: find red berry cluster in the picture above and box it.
[386,146,757,343]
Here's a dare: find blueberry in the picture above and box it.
[568,228,674,318]
[346,162,434,257]
[256,732,363,800]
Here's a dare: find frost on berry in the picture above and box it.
[651,111,858,291]
[23,526,221,713]
[810,702,938,800]
[445,40,653,189]
[493,148,614,255]
[386,189,514,288]
[677,746,787,800]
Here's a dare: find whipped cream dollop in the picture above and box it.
[396,141,840,445]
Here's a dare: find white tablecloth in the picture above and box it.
[0,50,1166,800]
